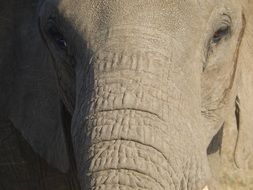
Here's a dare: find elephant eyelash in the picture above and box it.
[46,18,68,51]
[206,24,231,56]
[211,24,231,44]
[203,21,232,71]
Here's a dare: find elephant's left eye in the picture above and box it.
[46,19,68,50]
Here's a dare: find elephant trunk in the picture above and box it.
[83,110,181,189]
[72,49,211,189]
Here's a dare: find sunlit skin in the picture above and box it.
[1,0,253,190]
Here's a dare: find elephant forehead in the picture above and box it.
[54,0,217,35]
[82,0,200,26]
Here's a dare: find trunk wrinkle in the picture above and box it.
[85,139,167,165]
[84,139,180,189]
[89,168,165,190]
[80,110,183,181]
[92,184,151,190]
[82,108,164,122]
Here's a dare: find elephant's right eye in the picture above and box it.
[46,19,68,51]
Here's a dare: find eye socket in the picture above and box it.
[212,25,230,44]
[46,18,68,50]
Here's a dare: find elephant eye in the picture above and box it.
[212,25,230,44]
[46,19,68,50]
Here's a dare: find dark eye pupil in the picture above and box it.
[47,22,67,50]
[212,26,230,43]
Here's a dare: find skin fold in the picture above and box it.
[1,0,253,190]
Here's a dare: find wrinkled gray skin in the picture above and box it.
[1,0,253,190]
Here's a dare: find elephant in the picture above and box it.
[1,0,253,190]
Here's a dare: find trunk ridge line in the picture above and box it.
[87,168,166,190]
[91,184,154,190]
[83,108,165,122]
[86,139,167,162]
[84,139,180,181]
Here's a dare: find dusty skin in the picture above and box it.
[1,0,253,190]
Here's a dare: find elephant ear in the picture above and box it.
[234,2,253,169]
[0,0,70,172]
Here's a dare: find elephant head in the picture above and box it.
[1,0,253,190]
